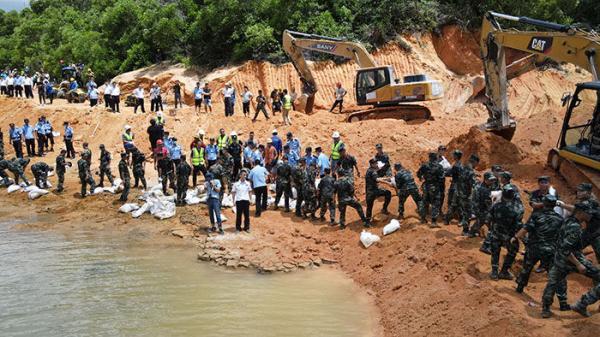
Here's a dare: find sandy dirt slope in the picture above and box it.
[0,25,598,337]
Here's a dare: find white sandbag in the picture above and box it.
[377,161,385,169]
[250,194,256,205]
[383,219,401,236]
[491,190,502,205]
[7,184,22,193]
[185,188,201,205]
[267,196,275,206]
[28,188,49,200]
[93,187,104,195]
[132,203,151,218]
[199,194,208,203]
[292,187,297,199]
[103,186,117,194]
[360,230,381,248]
[113,178,122,187]
[269,183,276,192]
[52,131,60,137]
[153,202,176,220]
[289,199,297,210]
[47,171,55,177]
[197,184,206,194]
[23,185,38,192]
[119,203,140,213]
[221,194,234,208]
[439,156,452,170]
[220,213,228,222]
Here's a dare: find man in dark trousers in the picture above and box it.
[131,147,147,190]
[176,154,191,205]
[364,158,391,221]
[97,144,114,187]
[118,152,130,202]
[30,161,53,189]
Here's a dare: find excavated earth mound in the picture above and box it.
[447,126,524,167]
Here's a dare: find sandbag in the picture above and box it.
[185,189,201,205]
[153,202,176,220]
[7,184,21,193]
[292,187,297,199]
[491,190,502,205]
[28,188,49,200]
[360,230,381,248]
[439,157,452,170]
[221,194,234,208]
[93,187,104,195]
[103,186,117,194]
[23,185,38,192]
[119,203,140,213]
[383,219,401,235]
[132,203,151,218]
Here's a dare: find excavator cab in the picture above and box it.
[356,67,392,105]
[554,82,600,169]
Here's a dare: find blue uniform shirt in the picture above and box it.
[305,154,317,167]
[64,126,74,139]
[286,138,301,156]
[285,151,299,167]
[317,153,330,175]
[22,124,34,139]
[169,144,182,160]
[43,121,52,134]
[248,165,268,188]
[206,179,222,200]
[206,144,218,161]
[271,135,282,153]
[9,127,22,140]
[34,122,45,135]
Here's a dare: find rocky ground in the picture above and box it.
[1,25,599,337]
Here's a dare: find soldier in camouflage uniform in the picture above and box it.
[454,154,479,234]
[514,195,568,309]
[528,176,554,214]
[489,185,522,280]
[468,172,496,238]
[157,151,175,196]
[131,147,147,190]
[55,150,70,192]
[417,152,445,227]
[302,160,318,219]
[365,158,391,221]
[292,158,308,217]
[0,159,11,185]
[445,150,464,225]
[337,148,360,182]
[500,171,524,218]
[318,168,336,224]
[0,128,4,160]
[221,149,234,194]
[541,202,600,318]
[78,152,95,198]
[118,152,130,202]
[8,157,30,185]
[175,154,191,205]
[82,142,92,165]
[30,161,53,189]
[97,144,114,187]
[274,155,292,212]
[391,162,424,220]
[334,169,371,229]
[374,143,391,177]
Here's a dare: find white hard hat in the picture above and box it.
[157,111,163,116]
[124,125,132,130]
[230,131,237,137]
[266,138,273,143]
[272,129,278,134]
[332,131,340,138]
[198,129,205,135]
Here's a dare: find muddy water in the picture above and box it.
[0,222,377,337]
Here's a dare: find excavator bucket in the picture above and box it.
[480,122,516,140]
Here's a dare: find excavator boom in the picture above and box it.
[481,11,600,139]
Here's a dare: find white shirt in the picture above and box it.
[104,85,113,95]
[111,85,120,96]
[133,88,144,99]
[150,87,161,99]
[242,90,253,103]
[232,179,252,202]
[335,87,346,100]
[222,87,234,98]
[7,77,13,85]
[23,77,32,86]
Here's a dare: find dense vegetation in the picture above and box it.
[0,0,597,82]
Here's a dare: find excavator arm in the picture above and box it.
[282,30,377,113]
[481,11,600,139]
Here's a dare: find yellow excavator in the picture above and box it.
[479,11,600,191]
[282,30,443,122]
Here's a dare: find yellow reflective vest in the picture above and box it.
[191,147,205,166]
[331,141,343,160]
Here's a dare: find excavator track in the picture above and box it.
[346,104,432,123]
[548,149,600,197]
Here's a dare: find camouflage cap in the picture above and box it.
[577,183,593,192]
[491,164,503,172]
[500,171,512,180]
[483,171,497,180]
[453,149,463,157]
[469,154,480,162]
[538,176,550,183]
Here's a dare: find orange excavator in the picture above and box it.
[282,30,443,122]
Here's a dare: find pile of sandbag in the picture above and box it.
[93,179,124,195]
[25,185,49,200]
[127,189,176,220]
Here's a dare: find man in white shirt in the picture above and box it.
[111,82,121,113]
[23,75,33,99]
[150,83,163,112]
[103,81,113,109]
[133,84,146,114]
[241,86,253,117]
[329,82,347,113]
[88,85,99,107]
[221,82,235,117]
[232,170,253,232]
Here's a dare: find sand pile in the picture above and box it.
[446,126,524,167]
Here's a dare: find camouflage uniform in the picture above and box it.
[8,158,30,185]
[30,162,51,189]
[274,161,292,211]
[542,216,600,315]
[445,161,462,216]
[302,167,318,218]
[78,158,95,197]
[516,207,565,298]
[158,156,175,195]
[221,153,234,193]
[365,166,391,220]
[132,150,147,190]
[55,154,67,191]
[448,163,476,232]
[337,154,357,181]
[468,181,493,237]
[318,175,336,223]
[489,196,522,278]
[0,132,4,160]
[292,165,307,216]
[0,159,10,185]
[374,152,391,177]
[394,167,424,220]
[581,196,600,264]
[118,157,130,201]
[417,158,445,224]
[98,149,114,187]
[176,160,191,205]
[335,175,369,228]
[227,140,243,181]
